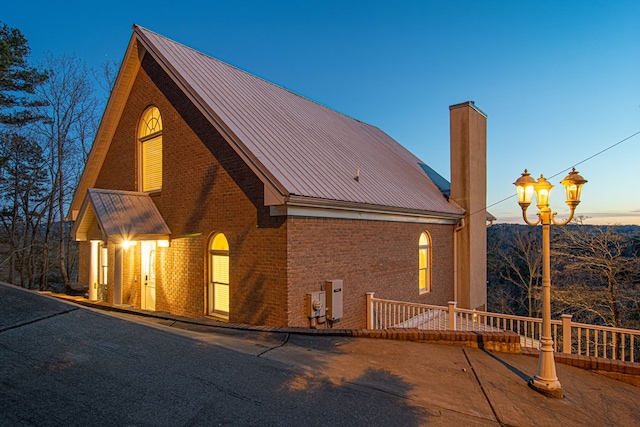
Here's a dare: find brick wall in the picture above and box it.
[121,243,139,305]
[157,236,204,316]
[287,217,455,328]
[92,54,288,325]
[77,241,90,285]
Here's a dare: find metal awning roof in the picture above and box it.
[71,188,171,242]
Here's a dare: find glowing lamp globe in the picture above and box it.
[560,168,587,209]
[514,170,536,208]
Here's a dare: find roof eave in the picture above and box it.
[273,195,465,224]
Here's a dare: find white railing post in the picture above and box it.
[366,292,375,329]
[561,314,573,354]
[448,301,457,331]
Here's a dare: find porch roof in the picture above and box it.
[71,188,171,243]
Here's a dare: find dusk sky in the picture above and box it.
[5,1,640,224]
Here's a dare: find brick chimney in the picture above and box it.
[449,101,487,310]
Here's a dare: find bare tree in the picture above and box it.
[551,224,640,330]
[487,224,542,317]
[0,132,48,287]
[35,52,99,292]
[93,59,119,95]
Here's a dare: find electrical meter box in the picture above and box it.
[307,291,326,323]
[324,280,343,321]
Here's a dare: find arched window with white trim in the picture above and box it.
[419,232,432,294]
[139,106,163,192]
[209,233,229,317]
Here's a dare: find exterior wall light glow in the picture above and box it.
[157,239,170,248]
[513,167,587,399]
[121,240,136,249]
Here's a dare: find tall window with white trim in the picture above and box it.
[139,106,163,192]
[419,232,432,293]
[209,233,230,317]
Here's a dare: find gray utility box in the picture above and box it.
[324,280,343,321]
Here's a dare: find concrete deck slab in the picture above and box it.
[2,284,639,426]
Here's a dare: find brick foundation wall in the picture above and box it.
[287,217,455,328]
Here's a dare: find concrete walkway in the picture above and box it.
[2,284,639,426]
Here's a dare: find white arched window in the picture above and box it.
[419,232,432,293]
[209,233,229,317]
[139,106,163,192]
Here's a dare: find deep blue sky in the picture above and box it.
[5,1,640,224]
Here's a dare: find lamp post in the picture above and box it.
[514,167,587,399]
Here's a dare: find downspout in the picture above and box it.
[453,217,466,304]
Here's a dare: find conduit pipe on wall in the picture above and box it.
[453,217,466,304]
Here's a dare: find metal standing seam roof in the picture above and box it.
[134,26,464,217]
[72,188,171,242]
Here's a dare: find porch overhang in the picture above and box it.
[71,188,171,243]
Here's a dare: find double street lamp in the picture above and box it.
[514,167,587,399]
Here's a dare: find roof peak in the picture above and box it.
[133,25,369,127]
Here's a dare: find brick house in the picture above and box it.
[69,25,490,328]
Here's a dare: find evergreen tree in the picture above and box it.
[0,22,48,128]
[0,23,48,287]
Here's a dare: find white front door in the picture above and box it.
[141,241,156,311]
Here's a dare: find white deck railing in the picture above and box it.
[366,292,640,364]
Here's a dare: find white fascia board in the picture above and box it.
[271,198,462,225]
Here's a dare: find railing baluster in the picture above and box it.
[578,327,582,356]
[392,303,396,327]
[587,329,591,356]
[584,328,588,356]
[385,302,389,329]
[391,302,394,328]
[394,303,397,327]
